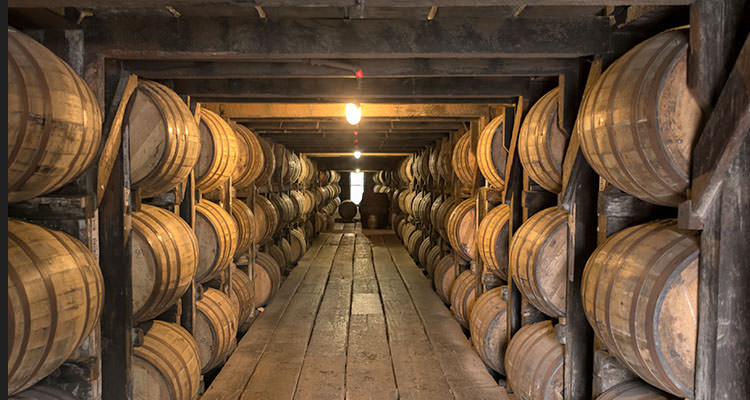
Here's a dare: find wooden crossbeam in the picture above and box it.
[9,1,695,7]
[122,58,576,79]
[205,103,495,119]
[82,16,613,59]
[169,77,546,100]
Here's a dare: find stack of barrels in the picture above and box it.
[8,27,324,399]
[315,170,342,230]
[388,29,700,400]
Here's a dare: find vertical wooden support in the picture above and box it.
[503,97,525,347]
[98,110,133,400]
[180,172,197,334]
[558,62,595,400]
[471,116,488,295]
[687,4,750,398]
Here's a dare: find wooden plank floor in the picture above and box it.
[204,224,508,400]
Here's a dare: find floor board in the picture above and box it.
[205,231,504,400]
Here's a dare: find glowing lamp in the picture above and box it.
[353,150,362,159]
[346,103,361,125]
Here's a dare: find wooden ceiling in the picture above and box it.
[8,1,690,169]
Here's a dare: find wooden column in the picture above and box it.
[558,61,594,400]
[503,97,526,347]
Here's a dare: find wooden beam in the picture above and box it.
[123,58,577,79]
[206,103,495,119]
[9,1,696,7]
[194,96,519,104]
[305,152,409,157]
[679,32,750,229]
[82,16,613,59]
[169,77,546,101]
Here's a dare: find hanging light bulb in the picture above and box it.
[353,150,362,159]
[356,168,361,173]
[346,103,361,125]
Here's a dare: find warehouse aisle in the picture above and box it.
[202,226,507,400]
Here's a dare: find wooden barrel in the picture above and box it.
[446,197,476,261]
[131,204,199,322]
[582,220,698,397]
[436,197,457,241]
[450,270,477,329]
[195,200,238,283]
[195,108,238,193]
[476,204,511,281]
[269,192,294,226]
[255,138,276,186]
[518,87,568,193]
[596,381,674,400]
[433,255,459,305]
[437,137,453,182]
[133,321,201,400]
[452,132,477,188]
[393,215,406,240]
[425,246,443,278]
[253,195,279,244]
[255,252,282,306]
[477,115,508,189]
[417,238,432,268]
[505,320,564,400]
[401,223,417,248]
[578,30,700,206]
[428,141,442,182]
[10,384,77,400]
[407,230,425,260]
[196,287,238,373]
[360,192,390,228]
[229,266,254,332]
[470,286,510,374]
[264,243,288,276]
[509,207,568,317]
[128,80,202,199]
[338,200,358,221]
[8,219,104,395]
[279,238,293,268]
[289,228,307,264]
[230,199,255,259]
[231,124,264,189]
[303,190,316,215]
[8,29,102,203]
[290,190,308,220]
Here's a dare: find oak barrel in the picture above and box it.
[230,199,255,259]
[433,255,459,305]
[449,270,477,329]
[8,29,102,203]
[255,252,282,306]
[417,238,432,268]
[595,381,673,400]
[400,223,417,248]
[255,138,276,186]
[407,230,425,260]
[196,287,238,372]
[231,124,264,189]
[435,197,458,241]
[425,246,443,278]
[8,219,104,395]
[581,220,698,397]
[264,243,288,276]
[578,29,700,206]
[477,115,508,189]
[505,320,564,400]
[452,132,477,188]
[518,87,568,193]
[476,204,511,281]
[194,200,238,283]
[437,137,454,182]
[446,197,476,261]
[133,321,201,400]
[131,204,199,322]
[195,108,238,192]
[288,228,307,264]
[509,207,568,317]
[253,195,279,244]
[229,266,254,332]
[338,200,358,221]
[469,286,510,374]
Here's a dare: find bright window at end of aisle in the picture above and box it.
[350,172,364,204]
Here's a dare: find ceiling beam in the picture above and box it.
[170,77,545,101]
[123,58,576,79]
[9,1,695,7]
[192,97,519,104]
[305,153,410,157]
[243,120,465,131]
[82,16,613,59]
[204,103,498,119]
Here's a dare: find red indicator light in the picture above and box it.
[353,131,358,135]
[355,69,364,78]
[354,138,359,143]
